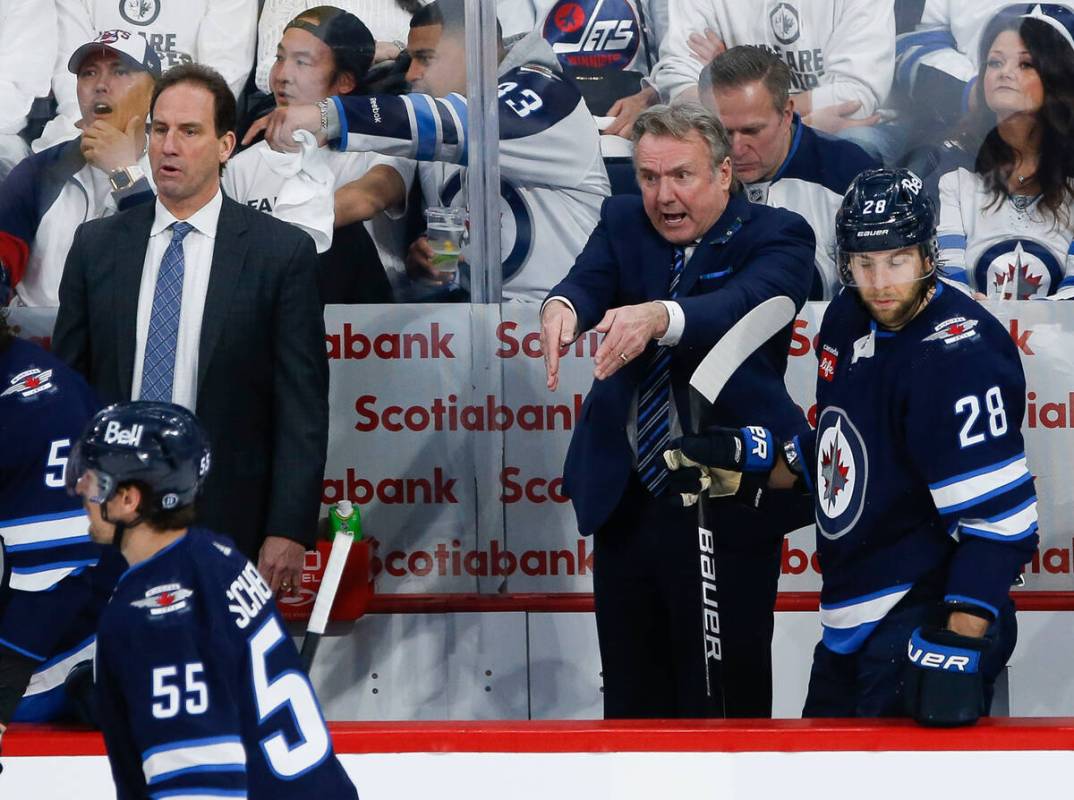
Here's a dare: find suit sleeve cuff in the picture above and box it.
[541,295,581,340]
[656,300,684,345]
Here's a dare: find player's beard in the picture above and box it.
[862,278,934,331]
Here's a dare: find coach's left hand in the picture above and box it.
[258,535,306,596]
[593,302,669,380]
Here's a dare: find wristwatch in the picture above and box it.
[108,165,145,193]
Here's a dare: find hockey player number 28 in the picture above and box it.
[250,615,331,777]
[954,386,1008,448]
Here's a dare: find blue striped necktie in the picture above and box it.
[636,245,686,495]
[140,221,193,402]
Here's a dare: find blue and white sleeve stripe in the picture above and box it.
[929,454,1038,543]
[0,509,90,550]
[142,736,247,799]
[819,584,913,654]
[938,234,967,283]
[929,454,1032,515]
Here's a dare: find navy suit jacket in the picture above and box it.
[548,192,815,536]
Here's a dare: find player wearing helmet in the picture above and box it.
[0,315,122,774]
[664,168,1038,725]
[70,401,358,799]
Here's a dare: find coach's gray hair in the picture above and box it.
[632,103,738,186]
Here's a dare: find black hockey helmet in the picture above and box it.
[835,168,938,284]
[67,401,210,512]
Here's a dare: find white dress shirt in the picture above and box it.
[131,191,223,411]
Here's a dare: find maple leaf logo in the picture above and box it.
[820,440,850,509]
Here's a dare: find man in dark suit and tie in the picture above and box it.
[541,103,815,718]
[53,64,328,597]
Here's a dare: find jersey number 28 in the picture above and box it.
[955,386,1008,448]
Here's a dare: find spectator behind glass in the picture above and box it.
[36,0,257,153]
[936,5,1074,299]
[701,45,878,298]
[255,0,611,303]
[226,6,413,302]
[895,0,1074,132]
[0,30,159,309]
[254,0,423,93]
[497,0,665,146]
[617,0,894,142]
[0,0,57,181]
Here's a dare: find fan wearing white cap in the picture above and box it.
[0,29,160,308]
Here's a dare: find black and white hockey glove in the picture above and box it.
[663,426,776,508]
[904,626,987,727]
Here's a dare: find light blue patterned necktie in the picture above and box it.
[636,246,686,495]
[140,221,194,402]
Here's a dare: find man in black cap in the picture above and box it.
[0,29,161,308]
[227,7,412,300]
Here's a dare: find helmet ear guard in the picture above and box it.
[835,168,939,286]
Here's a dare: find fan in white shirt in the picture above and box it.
[228,6,412,284]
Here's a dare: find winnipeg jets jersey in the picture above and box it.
[223,141,415,280]
[94,528,357,800]
[805,283,1038,654]
[332,31,610,302]
[0,337,123,721]
[499,0,660,75]
[652,0,894,113]
[937,167,1074,299]
[743,117,878,299]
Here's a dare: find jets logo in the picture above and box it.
[770,3,801,45]
[975,239,1059,299]
[922,316,979,346]
[1,367,56,401]
[543,0,640,71]
[120,0,161,26]
[815,408,868,539]
[132,583,193,616]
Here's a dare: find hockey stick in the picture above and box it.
[686,295,797,713]
[300,527,354,673]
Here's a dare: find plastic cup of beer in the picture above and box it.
[425,206,467,280]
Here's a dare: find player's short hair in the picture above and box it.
[632,103,740,188]
[424,0,501,41]
[150,63,236,138]
[410,2,443,28]
[123,479,198,531]
[701,46,792,114]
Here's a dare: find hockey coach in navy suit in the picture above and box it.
[541,103,815,719]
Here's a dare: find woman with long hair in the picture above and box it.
[936,5,1074,299]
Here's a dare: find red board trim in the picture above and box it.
[8,718,1074,756]
[362,591,1074,615]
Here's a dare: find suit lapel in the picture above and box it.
[642,227,674,301]
[197,198,248,394]
[675,193,752,298]
[115,205,154,399]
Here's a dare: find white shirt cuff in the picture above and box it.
[656,300,684,345]
[541,295,580,340]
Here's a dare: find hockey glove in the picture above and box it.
[663,426,776,508]
[904,626,987,727]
